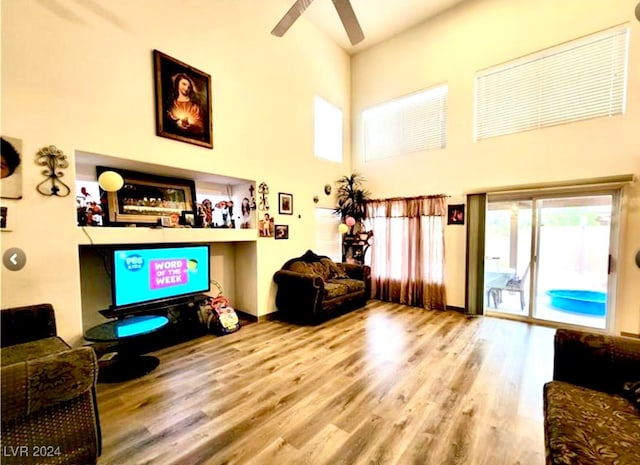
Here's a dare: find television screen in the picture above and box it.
[111,243,210,309]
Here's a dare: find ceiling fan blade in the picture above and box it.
[271,0,316,37]
[331,0,364,45]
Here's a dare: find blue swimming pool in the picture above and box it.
[546,290,606,317]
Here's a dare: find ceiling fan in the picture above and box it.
[271,0,365,46]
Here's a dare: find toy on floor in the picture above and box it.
[204,280,240,335]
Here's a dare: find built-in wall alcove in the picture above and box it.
[74,149,258,233]
[78,241,255,333]
[74,151,260,333]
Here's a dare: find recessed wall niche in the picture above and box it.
[74,150,260,323]
[74,150,256,230]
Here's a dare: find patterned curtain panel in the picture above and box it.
[365,195,447,309]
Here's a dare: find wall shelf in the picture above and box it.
[75,226,258,245]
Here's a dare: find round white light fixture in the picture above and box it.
[98,171,124,192]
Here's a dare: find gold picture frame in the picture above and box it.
[153,50,213,149]
[97,167,197,226]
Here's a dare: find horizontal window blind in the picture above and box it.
[314,207,341,262]
[314,96,343,163]
[363,84,447,161]
[475,26,629,141]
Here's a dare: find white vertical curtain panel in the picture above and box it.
[366,195,447,309]
[475,26,629,140]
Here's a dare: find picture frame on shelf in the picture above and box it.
[96,166,197,226]
[180,210,196,227]
[153,50,213,149]
[275,224,289,240]
[278,192,293,215]
[447,204,465,225]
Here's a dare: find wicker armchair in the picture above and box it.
[1,304,101,465]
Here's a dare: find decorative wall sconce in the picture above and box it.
[258,182,269,211]
[35,145,70,197]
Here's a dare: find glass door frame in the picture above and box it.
[483,187,621,332]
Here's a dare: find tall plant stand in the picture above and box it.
[342,234,371,265]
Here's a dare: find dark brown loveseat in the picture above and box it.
[1,304,102,465]
[273,250,371,324]
[543,329,640,465]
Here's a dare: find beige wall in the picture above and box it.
[2,0,639,342]
[351,0,640,333]
[0,0,352,343]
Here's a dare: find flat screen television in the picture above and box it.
[110,243,210,312]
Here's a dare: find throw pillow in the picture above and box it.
[333,263,350,279]
[321,258,349,279]
[288,261,314,275]
[622,381,640,411]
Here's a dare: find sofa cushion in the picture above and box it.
[287,261,314,275]
[1,303,57,348]
[324,282,350,300]
[327,278,365,294]
[288,260,332,280]
[544,380,640,465]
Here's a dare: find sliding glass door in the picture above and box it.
[483,191,618,330]
[533,195,613,329]
[484,200,533,317]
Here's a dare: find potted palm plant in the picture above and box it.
[334,173,370,232]
[334,174,373,264]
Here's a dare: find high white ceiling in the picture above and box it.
[274,0,468,54]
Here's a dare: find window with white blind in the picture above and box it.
[475,26,629,141]
[314,96,343,163]
[314,207,341,261]
[363,84,447,162]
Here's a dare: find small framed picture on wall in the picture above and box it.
[1,136,23,199]
[1,206,9,230]
[278,193,293,215]
[275,224,289,240]
[447,204,465,225]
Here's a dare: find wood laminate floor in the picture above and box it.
[96,300,556,465]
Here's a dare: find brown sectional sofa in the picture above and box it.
[1,303,102,465]
[543,328,640,465]
[273,250,371,324]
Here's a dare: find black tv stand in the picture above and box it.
[93,294,210,355]
[100,294,209,349]
[99,293,209,319]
